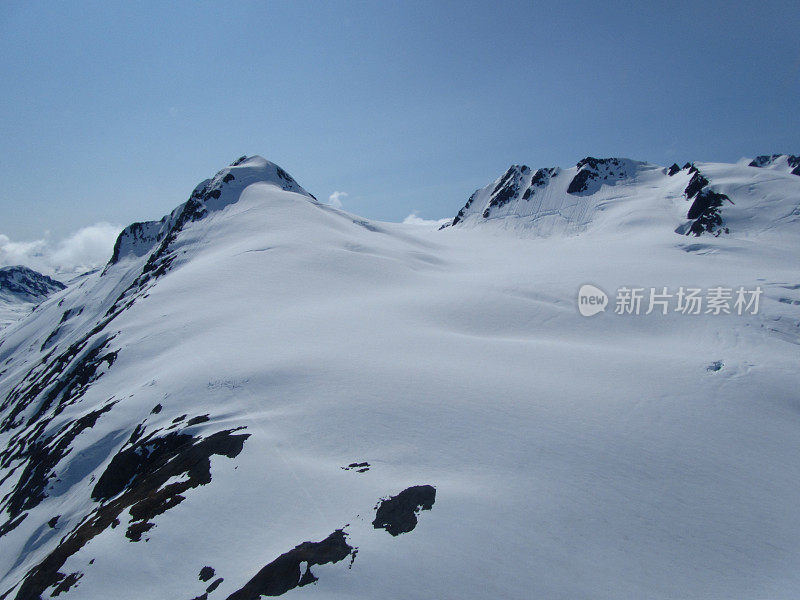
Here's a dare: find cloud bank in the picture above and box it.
[0,223,122,277]
[402,212,451,228]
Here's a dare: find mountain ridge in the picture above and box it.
[445,154,800,238]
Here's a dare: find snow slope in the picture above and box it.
[1,156,800,600]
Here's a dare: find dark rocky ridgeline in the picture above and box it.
[679,164,732,236]
[566,157,629,194]
[0,267,65,304]
[667,163,681,176]
[224,529,357,600]
[372,485,436,536]
[4,427,248,600]
[451,190,479,226]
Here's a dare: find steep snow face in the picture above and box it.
[449,156,800,239]
[2,156,800,600]
[0,267,66,330]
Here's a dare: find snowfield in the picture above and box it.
[1,155,799,600]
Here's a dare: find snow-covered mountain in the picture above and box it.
[446,154,800,238]
[1,154,800,600]
[0,267,66,331]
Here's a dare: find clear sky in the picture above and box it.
[0,1,797,257]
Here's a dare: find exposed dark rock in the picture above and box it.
[684,172,709,199]
[667,163,681,176]
[341,462,370,473]
[8,428,248,600]
[530,167,554,187]
[0,513,26,538]
[187,415,210,427]
[482,165,532,218]
[199,567,215,582]
[47,516,59,529]
[1,333,118,432]
[372,485,436,536]
[452,191,478,225]
[0,401,117,528]
[224,529,356,600]
[567,157,626,195]
[207,578,224,593]
[687,191,727,236]
[50,571,82,597]
[567,169,593,194]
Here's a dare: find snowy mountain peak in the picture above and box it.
[110,156,314,265]
[446,155,800,239]
[0,266,65,304]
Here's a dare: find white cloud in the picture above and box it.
[401,212,451,228]
[0,222,122,277]
[326,191,348,209]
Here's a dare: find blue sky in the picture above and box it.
[0,0,797,250]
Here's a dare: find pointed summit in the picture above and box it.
[110,156,314,265]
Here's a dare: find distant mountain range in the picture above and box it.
[0,266,65,330]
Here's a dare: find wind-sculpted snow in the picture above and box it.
[1,154,800,599]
